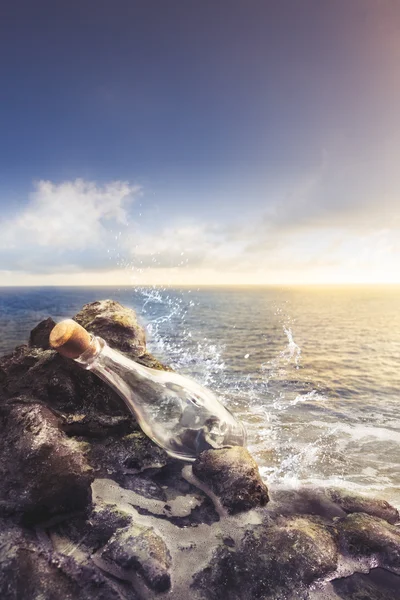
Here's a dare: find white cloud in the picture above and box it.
[0,177,400,284]
[0,178,139,251]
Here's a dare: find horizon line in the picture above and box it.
[0,282,400,289]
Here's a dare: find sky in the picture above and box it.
[1,0,400,285]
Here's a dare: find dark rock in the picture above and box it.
[332,568,400,600]
[193,515,338,599]
[29,317,56,350]
[0,344,127,417]
[0,401,93,522]
[153,461,199,495]
[336,512,400,571]
[222,536,235,548]
[74,300,147,357]
[327,487,399,524]
[0,519,139,600]
[88,431,170,480]
[121,475,167,501]
[0,345,42,398]
[270,487,347,521]
[45,501,135,558]
[0,301,171,420]
[62,413,137,438]
[73,299,172,370]
[192,446,269,514]
[135,351,174,372]
[87,502,130,540]
[82,502,134,551]
[99,522,172,592]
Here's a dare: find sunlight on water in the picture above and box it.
[132,285,400,508]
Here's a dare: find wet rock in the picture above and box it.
[74,299,147,357]
[73,502,134,552]
[332,568,400,600]
[44,501,135,560]
[0,400,93,522]
[74,299,172,370]
[269,487,347,521]
[192,446,269,514]
[0,518,139,600]
[62,413,136,438]
[0,303,169,420]
[89,502,134,546]
[121,475,168,501]
[0,343,127,417]
[327,487,399,524]
[99,522,172,592]
[88,431,170,480]
[29,317,56,350]
[0,345,43,399]
[336,512,400,571]
[0,306,163,419]
[193,515,338,599]
[135,351,174,372]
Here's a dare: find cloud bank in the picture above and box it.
[0,179,140,273]
[0,177,399,285]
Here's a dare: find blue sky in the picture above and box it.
[1,0,400,284]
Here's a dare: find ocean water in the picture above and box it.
[0,285,399,508]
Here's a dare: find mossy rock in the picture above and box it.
[99,523,171,592]
[74,300,146,357]
[336,512,400,571]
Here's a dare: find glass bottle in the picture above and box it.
[50,320,247,461]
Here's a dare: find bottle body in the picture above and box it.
[76,337,246,461]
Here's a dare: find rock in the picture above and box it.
[0,400,93,522]
[66,502,134,552]
[0,305,170,419]
[62,413,136,438]
[0,519,139,600]
[29,317,56,350]
[74,299,171,370]
[43,501,135,561]
[192,446,269,514]
[193,515,338,599]
[332,568,400,600]
[88,502,134,548]
[336,512,400,571]
[120,475,167,501]
[327,487,399,524]
[99,523,172,592]
[134,351,174,371]
[88,430,170,480]
[0,343,153,427]
[0,344,127,417]
[74,300,147,357]
[269,487,347,521]
[0,345,44,399]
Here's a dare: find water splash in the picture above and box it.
[135,286,226,389]
[121,286,399,508]
[283,326,302,368]
[260,325,302,385]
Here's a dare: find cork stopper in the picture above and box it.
[50,319,92,359]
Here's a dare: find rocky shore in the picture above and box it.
[0,299,399,599]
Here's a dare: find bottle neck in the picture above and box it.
[74,335,106,368]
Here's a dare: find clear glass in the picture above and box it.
[76,336,247,461]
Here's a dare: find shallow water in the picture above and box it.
[0,285,399,507]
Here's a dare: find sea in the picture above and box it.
[0,285,399,508]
